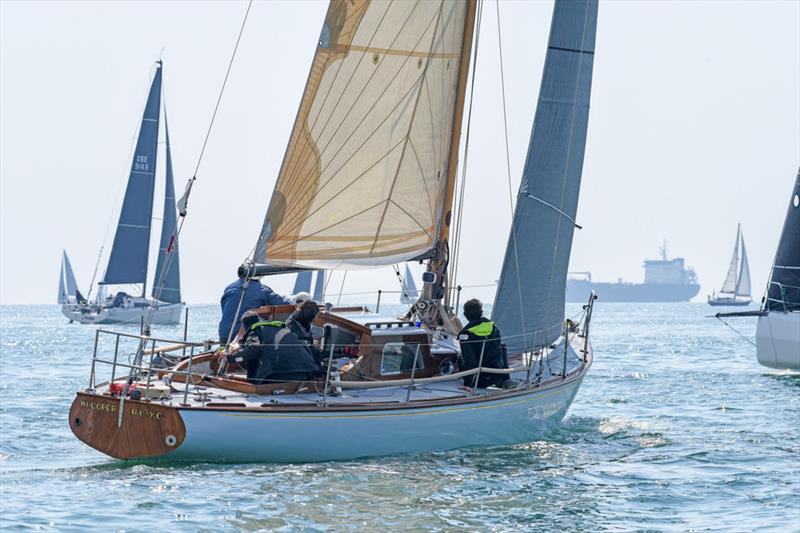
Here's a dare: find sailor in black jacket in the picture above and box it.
[285,300,323,365]
[458,299,508,389]
[225,311,321,384]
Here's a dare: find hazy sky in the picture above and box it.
[1,0,798,306]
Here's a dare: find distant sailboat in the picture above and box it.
[400,264,419,304]
[61,61,182,325]
[708,224,751,306]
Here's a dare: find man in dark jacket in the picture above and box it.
[223,311,321,384]
[285,300,323,365]
[218,269,292,343]
[458,299,508,389]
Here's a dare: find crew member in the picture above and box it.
[222,311,321,384]
[458,299,508,389]
[285,299,322,364]
[217,267,292,343]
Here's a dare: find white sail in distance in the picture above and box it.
[254,0,474,271]
[720,224,740,294]
[736,233,751,297]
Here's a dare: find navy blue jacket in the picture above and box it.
[218,279,290,341]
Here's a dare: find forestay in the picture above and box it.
[254,0,473,270]
[151,115,181,304]
[493,0,598,353]
[102,65,162,287]
[766,169,800,311]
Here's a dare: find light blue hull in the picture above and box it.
[168,377,584,463]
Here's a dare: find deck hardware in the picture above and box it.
[165,434,177,446]
[404,344,422,403]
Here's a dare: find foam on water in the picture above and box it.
[1,303,798,531]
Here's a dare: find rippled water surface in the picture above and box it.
[1,303,798,531]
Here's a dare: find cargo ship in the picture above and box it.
[566,244,700,302]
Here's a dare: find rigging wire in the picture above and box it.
[192,0,253,178]
[130,0,254,380]
[495,0,528,352]
[336,271,348,307]
[714,315,757,347]
[449,0,484,293]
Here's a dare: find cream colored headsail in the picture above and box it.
[255,0,475,270]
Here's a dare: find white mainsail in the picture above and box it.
[720,224,740,294]
[254,0,475,271]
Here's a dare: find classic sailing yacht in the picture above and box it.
[707,223,752,306]
[69,0,599,462]
[62,62,183,325]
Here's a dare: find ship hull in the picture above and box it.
[707,299,751,307]
[566,279,700,302]
[173,376,584,463]
[756,311,800,370]
[69,342,592,463]
[61,302,182,325]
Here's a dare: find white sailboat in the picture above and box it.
[69,0,599,462]
[61,62,183,325]
[708,223,752,306]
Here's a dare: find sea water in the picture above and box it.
[0,303,797,531]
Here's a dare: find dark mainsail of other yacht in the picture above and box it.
[493,0,597,353]
[61,62,183,324]
[57,250,80,304]
[312,270,325,302]
[151,115,182,305]
[400,264,419,304]
[756,169,800,369]
[291,271,313,295]
[708,224,752,306]
[103,67,162,290]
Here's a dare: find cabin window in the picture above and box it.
[380,343,423,375]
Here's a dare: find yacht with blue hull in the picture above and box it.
[567,244,699,302]
[69,0,600,462]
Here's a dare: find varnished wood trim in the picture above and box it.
[69,392,186,460]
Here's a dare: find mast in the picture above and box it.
[426,0,478,309]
